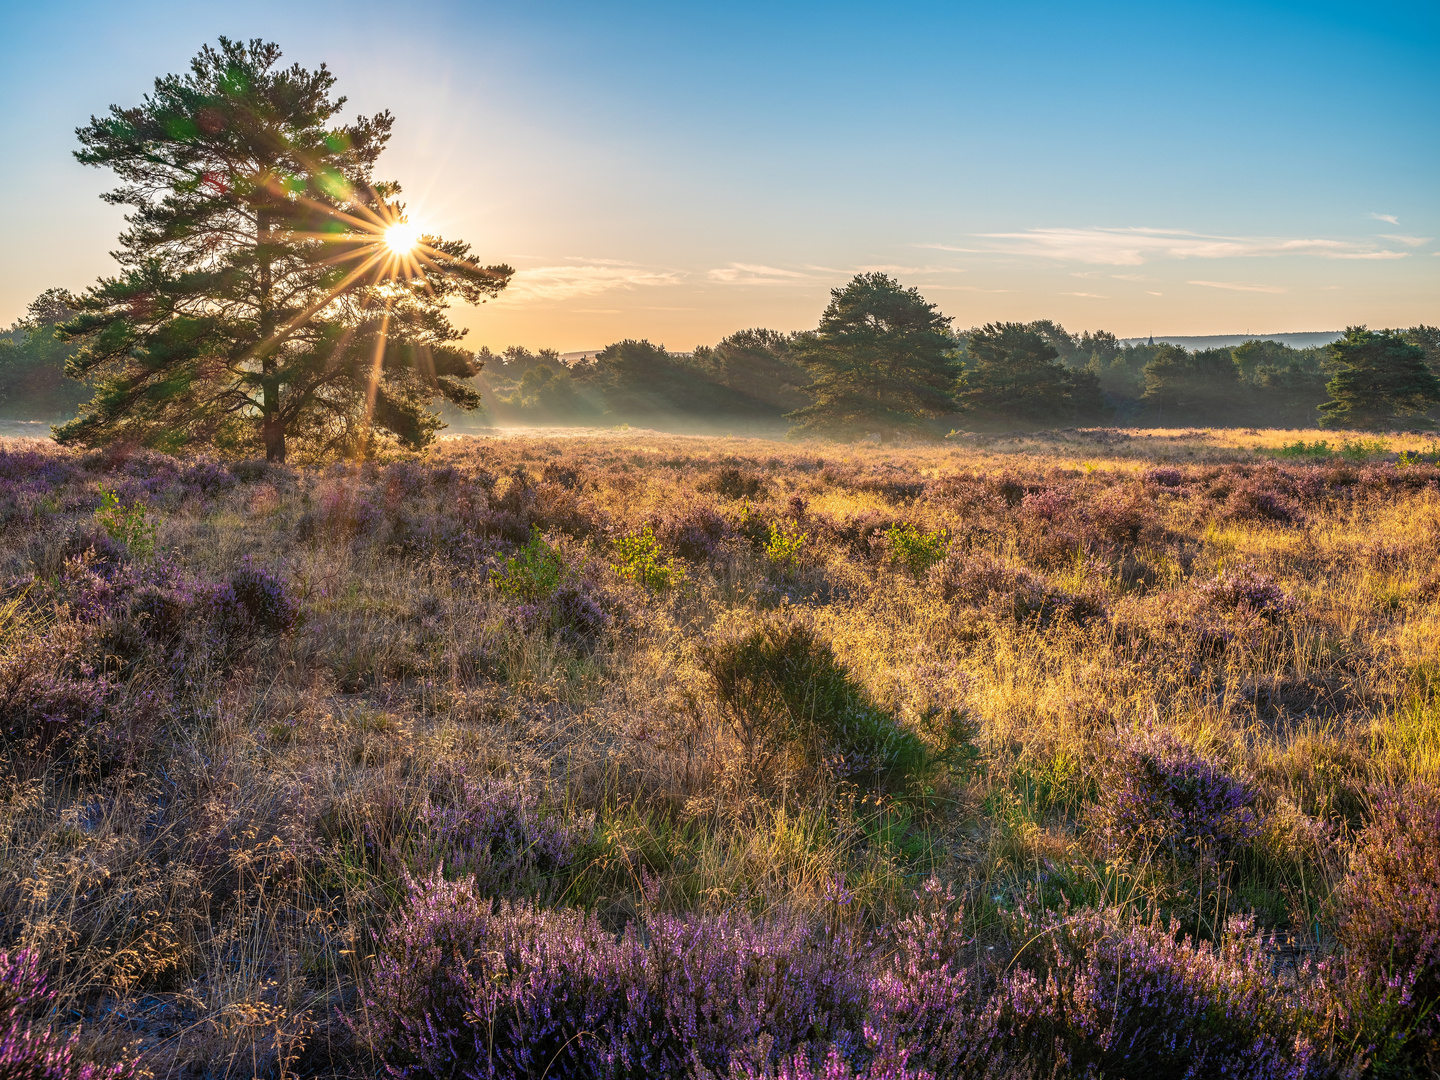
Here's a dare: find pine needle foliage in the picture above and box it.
[57,37,513,461]
[1318,326,1440,430]
[786,273,958,439]
[958,321,1105,425]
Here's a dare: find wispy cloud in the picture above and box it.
[1368,212,1400,225]
[1187,280,1288,293]
[1379,234,1430,247]
[708,263,821,286]
[503,260,683,302]
[1060,291,1108,298]
[918,284,1009,292]
[934,227,1409,266]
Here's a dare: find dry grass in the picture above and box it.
[1,426,1437,1076]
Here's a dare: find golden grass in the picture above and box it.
[1,427,1438,1075]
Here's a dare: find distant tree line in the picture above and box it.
[11,273,1440,444]
[470,275,1440,436]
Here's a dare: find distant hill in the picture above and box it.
[1118,332,1342,351]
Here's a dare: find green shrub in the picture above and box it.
[491,526,565,601]
[96,488,157,557]
[764,520,808,569]
[613,524,685,590]
[885,521,947,576]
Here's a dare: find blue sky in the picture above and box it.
[2,0,1436,349]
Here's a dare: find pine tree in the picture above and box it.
[1141,345,1241,424]
[958,322,1104,425]
[786,274,957,439]
[0,290,89,420]
[57,38,512,461]
[1318,327,1440,430]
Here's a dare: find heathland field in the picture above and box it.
[3,427,1440,1079]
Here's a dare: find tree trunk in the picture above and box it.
[257,205,285,462]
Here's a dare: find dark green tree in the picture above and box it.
[958,322,1104,425]
[1318,327,1440,430]
[1232,339,1331,427]
[0,290,91,420]
[585,339,748,420]
[57,37,512,461]
[786,274,957,439]
[689,328,809,415]
[1141,345,1241,424]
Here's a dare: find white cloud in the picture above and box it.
[939,227,1408,265]
[1060,291,1108,298]
[708,263,821,285]
[1146,291,1164,296]
[920,284,1009,292]
[1187,280,1288,294]
[1378,235,1430,247]
[502,260,683,302]
[1368,212,1400,224]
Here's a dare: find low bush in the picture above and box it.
[1333,782,1440,1072]
[883,522,946,577]
[613,524,685,590]
[1196,564,1297,620]
[363,871,871,1080]
[928,552,1100,626]
[0,948,142,1079]
[1000,907,1335,1080]
[1089,725,1259,865]
[365,874,1341,1080]
[421,770,594,899]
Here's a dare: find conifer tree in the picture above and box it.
[958,322,1104,425]
[1318,327,1440,430]
[57,38,512,461]
[786,274,957,439]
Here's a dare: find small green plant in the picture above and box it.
[884,521,947,576]
[1274,439,1332,459]
[492,526,565,601]
[96,488,157,557]
[764,520,807,569]
[1340,437,1388,462]
[613,524,684,590]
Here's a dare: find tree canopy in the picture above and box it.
[958,322,1104,425]
[0,290,89,420]
[1318,327,1440,430]
[786,274,957,439]
[1141,345,1240,425]
[57,37,511,461]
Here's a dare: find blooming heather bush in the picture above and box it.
[421,771,594,897]
[0,949,141,1079]
[228,560,298,632]
[0,620,112,754]
[364,871,872,1080]
[1090,726,1259,863]
[999,907,1333,1079]
[1333,782,1440,1069]
[1221,475,1306,526]
[656,503,733,562]
[367,874,1341,1080]
[927,552,1100,626]
[708,466,768,500]
[1196,564,1297,620]
[1143,466,1187,488]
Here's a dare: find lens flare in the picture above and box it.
[385,221,420,254]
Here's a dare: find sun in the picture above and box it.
[384,221,420,254]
